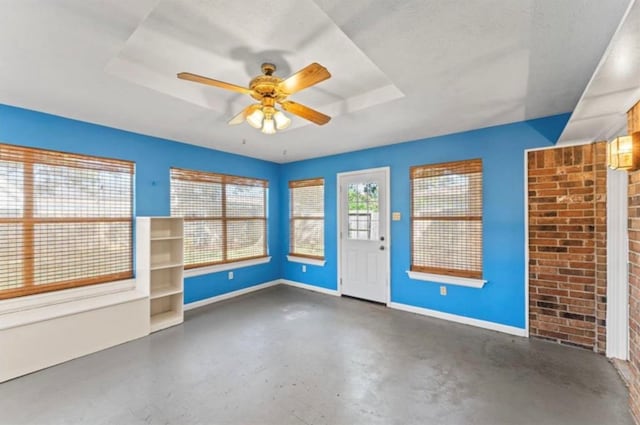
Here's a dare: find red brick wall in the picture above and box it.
[628,101,640,424]
[528,142,607,351]
[629,169,640,423]
[595,144,608,353]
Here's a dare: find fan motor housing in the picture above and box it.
[249,75,283,100]
[249,63,288,102]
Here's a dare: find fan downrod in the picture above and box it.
[261,63,276,76]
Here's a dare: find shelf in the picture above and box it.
[150,218,184,239]
[150,293,183,332]
[150,239,183,268]
[151,236,183,241]
[150,310,182,332]
[150,286,183,300]
[138,217,185,334]
[150,262,183,271]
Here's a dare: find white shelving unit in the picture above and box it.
[136,217,184,333]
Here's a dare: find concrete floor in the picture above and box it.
[0,285,632,425]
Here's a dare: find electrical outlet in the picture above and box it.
[440,286,447,296]
[302,265,307,273]
[228,271,234,280]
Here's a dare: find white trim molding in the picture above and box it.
[287,255,326,266]
[182,278,525,338]
[388,302,528,337]
[184,280,280,311]
[281,279,340,296]
[524,149,530,335]
[406,271,487,288]
[606,167,629,360]
[184,256,271,278]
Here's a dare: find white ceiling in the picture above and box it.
[0,0,632,163]
[559,0,640,144]
[106,0,404,131]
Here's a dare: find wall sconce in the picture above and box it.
[607,134,640,171]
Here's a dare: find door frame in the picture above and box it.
[606,167,629,360]
[336,167,391,304]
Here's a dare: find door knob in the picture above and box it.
[380,236,385,241]
[379,246,385,251]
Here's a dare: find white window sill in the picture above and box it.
[0,279,144,330]
[287,255,326,266]
[184,256,272,278]
[406,271,487,288]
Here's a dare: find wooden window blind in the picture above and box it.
[410,159,483,279]
[170,167,268,269]
[289,178,324,259]
[0,143,134,300]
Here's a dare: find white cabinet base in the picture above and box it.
[0,296,148,382]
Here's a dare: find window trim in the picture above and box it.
[286,255,326,267]
[406,270,487,288]
[410,158,483,280]
[170,167,269,270]
[183,256,272,278]
[0,143,134,300]
[288,177,325,260]
[0,278,142,330]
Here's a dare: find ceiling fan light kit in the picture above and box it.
[177,62,331,135]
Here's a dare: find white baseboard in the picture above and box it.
[387,302,528,337]
[280,279,340,296]
[182,279,525,338]
[184,280,280,311]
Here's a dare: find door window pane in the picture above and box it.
[347,182,379,240]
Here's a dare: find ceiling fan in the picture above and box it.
[177,62,331,134]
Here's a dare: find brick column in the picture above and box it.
[528,142,607,351]
[627,100,640,424]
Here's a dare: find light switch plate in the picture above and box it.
[440,286,447,296]
[392,212,401,221]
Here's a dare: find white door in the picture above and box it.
[338,168,389,303]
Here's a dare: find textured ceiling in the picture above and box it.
[0,0,632,162]
[106,0,404,130]
[559,0,640,144]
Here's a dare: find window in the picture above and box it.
[0,143,134,299]
[347,182,379,241]
[170,167,268,269]
[410,159,482,279]
[289,178,324,259]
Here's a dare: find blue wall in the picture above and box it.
[0,103,570,329]
[0,104,282,303]
[280,114,569,329]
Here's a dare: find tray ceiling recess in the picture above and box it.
[106,0,404,132]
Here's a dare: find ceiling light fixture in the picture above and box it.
[273,110,291,130]
[246,108,264,129]
[244,102,291,134]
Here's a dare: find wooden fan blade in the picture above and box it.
[280,101,331,125]
[228,104,261,125]
[278,63,331,95]
[177,72,253,95]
